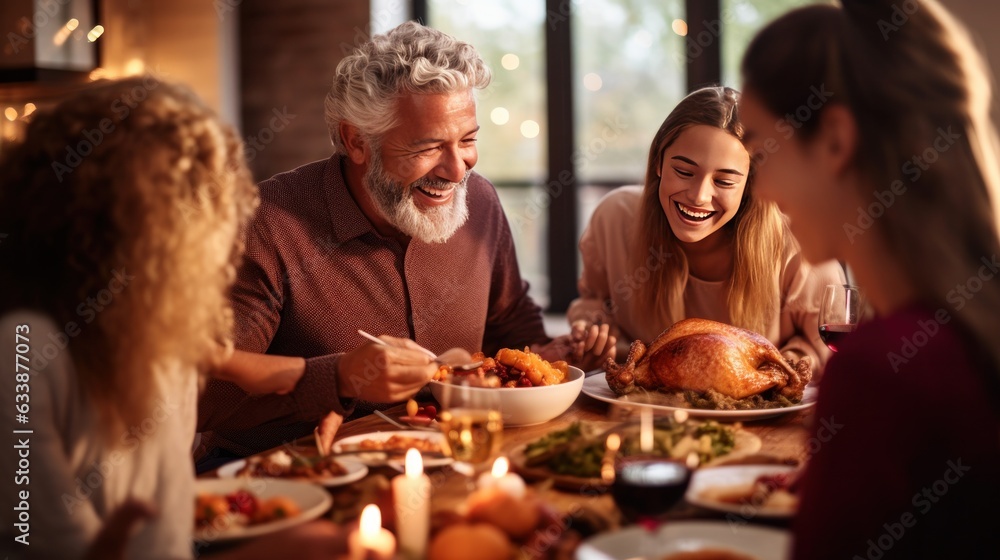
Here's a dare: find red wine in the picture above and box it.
[819,324,856,352]
[611,458,691,522]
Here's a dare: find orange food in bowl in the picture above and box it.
[428,523,511,560]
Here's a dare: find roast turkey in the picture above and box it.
[605,318,811,402]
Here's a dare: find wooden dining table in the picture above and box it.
[202,390,812,555]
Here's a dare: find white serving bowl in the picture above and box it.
[428,366,584,427]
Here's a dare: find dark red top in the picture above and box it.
[198,156,546,456]
[793,303,1000,559]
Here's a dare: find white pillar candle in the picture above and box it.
[477,456,526,499]
[392,449,430,560]
[349,504,396,560]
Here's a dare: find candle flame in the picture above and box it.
[673,409,689,424]
[491,456,509,477]
[405,448,423,477]
[640,407,653,453]
[686,452,700,470]
[605,433,621,453]
[360,504,381,540]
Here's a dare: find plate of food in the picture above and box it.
[576,521,790,560]
[509,419,762,490]
[582,376,817,421]
[332,430,453,467]
[583,318,818,421]
[686,465,800,519]
[217,448,368,487]
[193,478,332,543]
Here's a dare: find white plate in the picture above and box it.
[193,478,332,543]
[216,457,368,487]
[582,375,817,421]
[332,430,453,468]
[686,465,799,519]
[576,521,790,560]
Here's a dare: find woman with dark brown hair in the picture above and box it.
[740,1,1000,557]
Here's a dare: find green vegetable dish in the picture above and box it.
[523,419,737,479]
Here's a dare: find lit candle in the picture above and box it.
[349,504,396,560]
[476,456,526,499]
[640,407,654,453]
[392,449,430,560]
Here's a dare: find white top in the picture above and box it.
[568,186,845,370]
[1,311,197,559]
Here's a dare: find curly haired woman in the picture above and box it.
[0,78,344,559]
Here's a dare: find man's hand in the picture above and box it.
[534,321,616,372]
[337,336,437,402]
[314,411,343,456]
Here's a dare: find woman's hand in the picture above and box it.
[534,321,616,371]
[84,500,156,560]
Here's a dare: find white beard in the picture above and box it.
[364,150,470,244]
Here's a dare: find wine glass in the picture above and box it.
[818,284,862,352]
[436,376,503,479]
[606,405,695,527]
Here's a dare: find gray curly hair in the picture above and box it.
[324,21,492,154]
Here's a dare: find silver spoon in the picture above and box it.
[357,330,483,371]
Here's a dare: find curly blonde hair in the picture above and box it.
[0,77,258,444]
[324,21,492,153]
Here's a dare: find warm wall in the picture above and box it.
[100,0,239,125]
[239,0,370,182]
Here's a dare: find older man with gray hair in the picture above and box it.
[196,22,614,465]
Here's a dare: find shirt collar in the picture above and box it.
[323,154,377,244]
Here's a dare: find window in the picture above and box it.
[425,0,817,311]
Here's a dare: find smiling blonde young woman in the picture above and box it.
[569,86,844,373]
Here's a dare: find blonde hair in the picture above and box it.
[634,86,785,335]
[324,21,492,153]
[742,0,1000,379]
[0,77,258,444]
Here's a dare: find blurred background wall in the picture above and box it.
[2,0,998,314]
